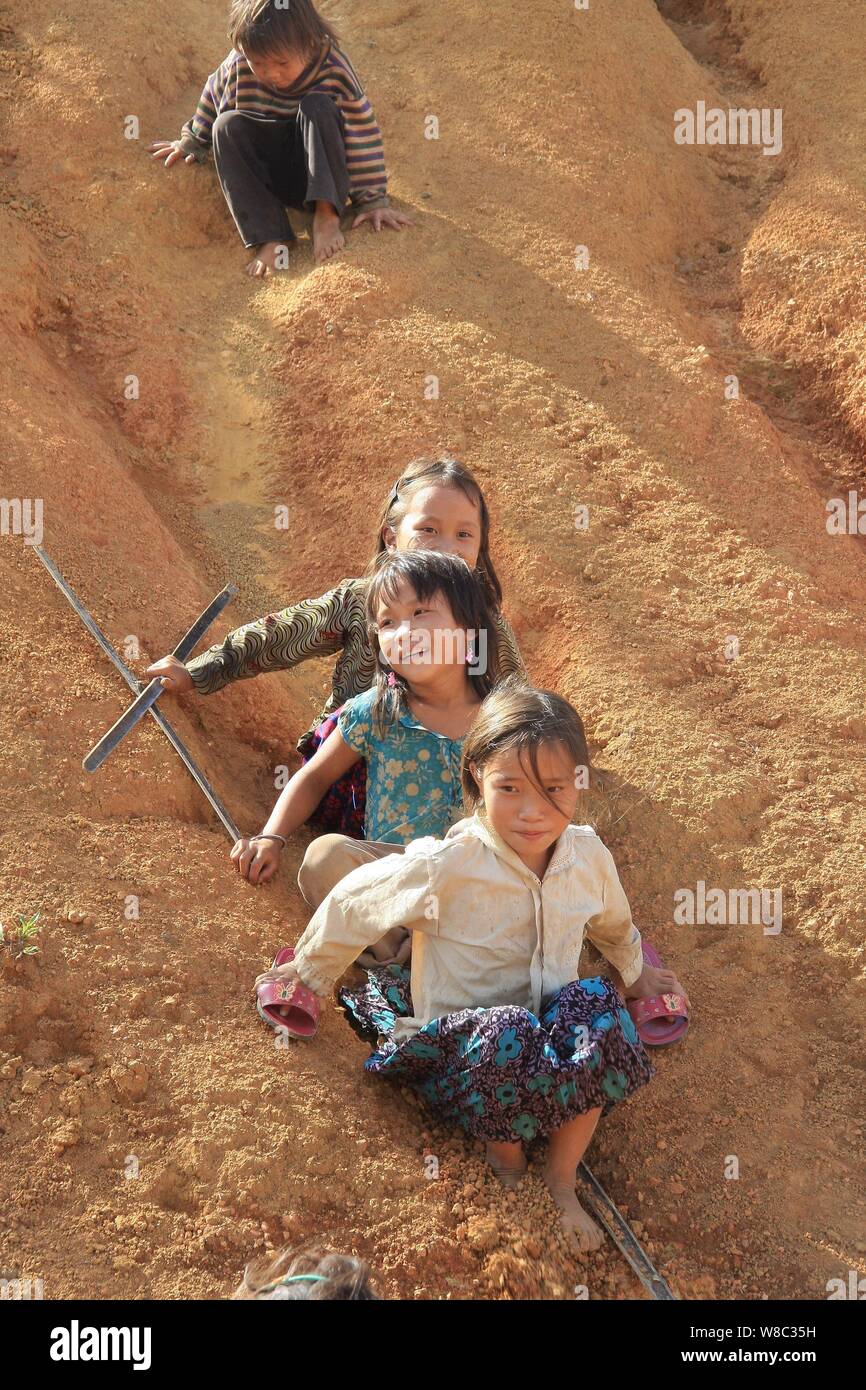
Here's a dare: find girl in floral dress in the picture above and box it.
[235,547,503,963]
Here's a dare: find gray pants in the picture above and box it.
[298,833,403,909]
[298,834,411,966]
[211,96,350,248]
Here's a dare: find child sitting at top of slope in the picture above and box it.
[149,0,412,273]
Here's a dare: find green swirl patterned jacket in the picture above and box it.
[186,577,525,757]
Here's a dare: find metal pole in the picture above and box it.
[33,546,241,842]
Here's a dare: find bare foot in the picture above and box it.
[357,927,411,969]
[543,1168,604,1250]
[485,1140,527,1190]
[245,241,293,277]
[312,203,345,262]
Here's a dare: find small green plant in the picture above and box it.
[0,912,41,958]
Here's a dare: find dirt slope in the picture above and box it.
[0,0,864,1299]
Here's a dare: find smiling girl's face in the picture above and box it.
[384,485,482,572]
[242,45,311,90]
[374,577,466,691]
[470,742,579,873]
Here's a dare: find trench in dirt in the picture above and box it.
[656,0,863,494]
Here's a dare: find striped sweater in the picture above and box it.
[178,40,389,210]
[185,577,527,757]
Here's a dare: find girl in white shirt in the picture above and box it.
[255,678,687,1250]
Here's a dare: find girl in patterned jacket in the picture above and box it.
[146,456,525,840]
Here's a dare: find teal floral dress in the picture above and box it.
[339,970,654,1143]
[337,688,467,844]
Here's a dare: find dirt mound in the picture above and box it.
[1,0,864,1298]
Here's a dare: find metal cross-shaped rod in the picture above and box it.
[83,583,238,772]
[33,546,241,841]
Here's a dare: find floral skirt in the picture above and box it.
[303,709,367,839]
[338,967,654,1143]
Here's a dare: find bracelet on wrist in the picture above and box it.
[252,833,287,849]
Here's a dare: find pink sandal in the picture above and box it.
[256,946,320,1039]
[627,941,689,1046]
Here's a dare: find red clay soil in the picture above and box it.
[0,0,864,1299]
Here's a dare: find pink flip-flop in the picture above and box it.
[256,946,319,1039]
[628,941,690,1046]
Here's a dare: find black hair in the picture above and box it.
[234,1245,380,1300]
[368,455,504,608]
[461,675,591,816]
[365,549,502,737]
[229,0,339,60]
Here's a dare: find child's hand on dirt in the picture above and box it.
[245,241,292,278]
[255,960,300,990]
[351,207,414,233]
[148,140,197,168]
[626,962,688,1005]
[231,836,281,884]
[145,655,194,693]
